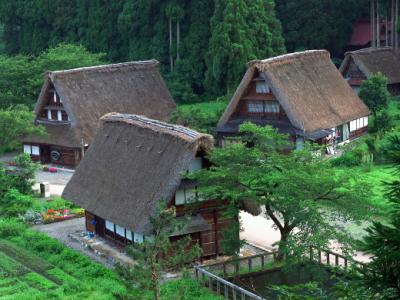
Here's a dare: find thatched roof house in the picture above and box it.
[23,60,176,166]
[216,50,370,149]
[340,47,400,95]
[62,113,239,257]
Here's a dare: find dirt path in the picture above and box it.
[33,218,114,268]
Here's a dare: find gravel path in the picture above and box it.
[33,218,114,268]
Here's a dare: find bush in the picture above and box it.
[0,218,26,238]
[331,148,365,167]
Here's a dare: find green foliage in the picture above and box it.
[359,73,391,117]
[0,218,26,238]
[0,105,45,153]
[0,189,33,218]
[205,0,285,95]
[276,0,368,57]
[194,123,372,260]
[0,44,106,109]
[172,99,227,133]
[117,202,200,300]
[360,135,400,298]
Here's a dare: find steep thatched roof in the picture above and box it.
[62,113,214,234]
[340,47,400,84]
[218,50,370,133]
[24,60,176,148]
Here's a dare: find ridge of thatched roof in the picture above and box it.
[218,50,370,133]
[24,60,176,148]
[340,47,400,84]
[62,113,214,234]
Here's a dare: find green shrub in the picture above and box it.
[0,218,26,238]
[331,150,363,167]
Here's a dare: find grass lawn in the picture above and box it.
[173,100,227,133]
[0,219,222,300]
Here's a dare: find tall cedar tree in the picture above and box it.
[116,203,200,300]
[361,135,400,298]
[205,0,285,96]
[193,123,372,260]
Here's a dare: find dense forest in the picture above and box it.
[0,0,368,103]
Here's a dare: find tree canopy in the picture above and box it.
[359,73,391,117]
[194,123,373,259]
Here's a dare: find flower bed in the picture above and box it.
[41,208,84,224]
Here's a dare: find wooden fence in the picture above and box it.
[195,246,369,299]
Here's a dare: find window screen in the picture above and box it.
[248,101,264,113]
[105,220,114,231]
[256,82,270,93]
[31,146,40,155]
[265,102,279,113]
[24,145,31,154]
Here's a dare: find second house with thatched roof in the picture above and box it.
[340,47,400,95]
[62,113,259,258]
[216,50,370,151]
[22,60,176,166]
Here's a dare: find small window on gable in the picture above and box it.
[265,102,279,113]
[256,81,270,93]
[248,100,264,113]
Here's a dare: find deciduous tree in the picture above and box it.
[194,123,372,260]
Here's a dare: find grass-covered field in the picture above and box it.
[0,219,222,300]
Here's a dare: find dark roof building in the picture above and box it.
[63,113,256,257]
[23,60,176,166]
[217,50,370,149]
[340,47,400,95]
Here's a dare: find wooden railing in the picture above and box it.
[308,246,369,273]
[195,246,369,299]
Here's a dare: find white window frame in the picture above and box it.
[115,224,125,237]
[105,220,114,231]
[53,91,57,103]
[265,102,280,113]
[256,81,270,94]
[364,117,368,127]
[57,110,62,121]
[134,233,144,244]
[23,145,31,154]
[126,230,133,241]
[248,100,264,113]
[31,146,40,156]
[47,109,52,120]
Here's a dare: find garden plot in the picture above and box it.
[0,239,73,299]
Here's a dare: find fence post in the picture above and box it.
[309,246,313,261]
[344,258,348,269]
[224,284,228,298]
[195,267,199,279]
[233,287,237,300]
[335,254,339,266]
[248,257,252,272]
[235,261,239,275]
[261,255,265,269]
[326,252,330,265]
[318,250,322,263]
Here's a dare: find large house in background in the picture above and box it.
[22,60,176,166]
[216,50,370,151]
[345,19,393,52]
[62,113,260,258]
[340,47,400,95]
